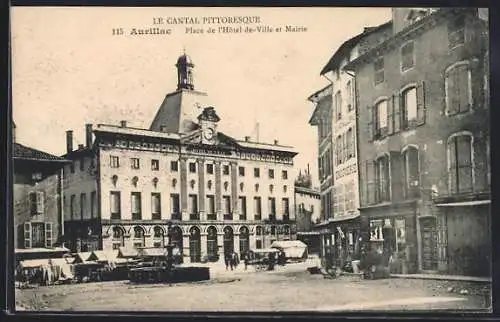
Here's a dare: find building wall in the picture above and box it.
[13,164,62,249]
[294,188,321,232]
[356,10,489,207]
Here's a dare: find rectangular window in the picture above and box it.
[254,168,260,178]
[239,196,247,220]
[403,148,420,199]
[206,195,216,220]
[401,41,415,72]
[335,91,343,121]
[110,156,119,168]
[282,170,288,180]
[268,169,275,179]
[375,100,388,138]
[336,135,342,165]
[268,197,276,220]
[80,193,86,220]
[402,87,418,127]
[346,128,354,159]
[170,194,180,219]
[206,163,214,174]
[110,191,121,219]
[24,222,31,248]
[223,196,232,220]
[282,198,290,220]
[446,64,471,115]
[189,194,198,219]
[254,197,262,220]
[448,16,465,48]
[151,159,160,171]
[79,159,85,171]
[70,194,76,219]
[130,158,140,169]
[238,166,245,177]
[374,57,384,85]
[90,191,97,219]
[131,192,142,220]
[170,160,179,172]
[189,162,197,173]
[256,240,263,249]
[223,165,230,175]
[151,193,161,220]
[346,80,353,112]
[29,191,44,215]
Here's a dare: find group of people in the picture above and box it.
[224,251,240,271]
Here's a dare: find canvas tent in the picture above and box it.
[72,252,93,264]
[270,240,308,260]
[117,247,139,259]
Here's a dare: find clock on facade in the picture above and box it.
[204,128,214,140]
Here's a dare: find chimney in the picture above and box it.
[274,139,279,145]
[78,144,84,150]
[85,124,93,148]
[120,120,127,128]
[244,136,250,142]
[66,130,73,153]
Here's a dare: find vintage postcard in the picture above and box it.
[10,6,491,313]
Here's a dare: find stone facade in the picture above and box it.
[347,8,490,276]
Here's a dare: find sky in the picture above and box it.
[11,7,392,187]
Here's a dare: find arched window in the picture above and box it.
[153,226,164,239]
[223,226,234,255]
[375,155,390,202]
[112,226,124,240]
[239,226,250,255]
[256,226,263,236]
[255,226,263,249]
[448,133,474,194]
[402,146,420,199]
[133,226,145,249]
[189,226,201,263]
[207,226,218,261]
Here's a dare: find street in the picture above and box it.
[15,262,491,312]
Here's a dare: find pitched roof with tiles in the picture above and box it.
[13,143,69,162]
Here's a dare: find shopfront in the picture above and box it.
[361,202,418,274]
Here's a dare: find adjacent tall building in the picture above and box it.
[309,22,393,265]
[13,122,71,259]
[62,53,298,262]
[345,8,490,276]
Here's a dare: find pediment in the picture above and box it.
[180,130,238,149]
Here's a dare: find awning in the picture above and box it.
[16,247,70,254]
[297,231,321,236]
[436,200,491,207]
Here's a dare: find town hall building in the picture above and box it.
[61,53,298,263]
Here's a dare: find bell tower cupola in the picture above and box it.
[176,51,195,90]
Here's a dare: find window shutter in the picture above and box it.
[448,138,458,194]
[390,151,405,201]
[367,106,374,142]
[45,222,53,248]
[394,94,402,133]
[416,80,426,125]
[28,192,36,215]
[365,160,376,205]
[36,192,44,214]
[24,222,32,248]
[388,95,395,135]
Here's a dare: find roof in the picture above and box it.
[13,143,70,163]
[294,185,320,196]
[320,21,393,75]
[138,248,167,257]
[118,247,139,258]
[90,250,119,262]
[72,252,93,263]
[271,240,307,249]
[95,124,180,140]
[344,9,469,71]
[15,247,70,254]
[307,84,333,103]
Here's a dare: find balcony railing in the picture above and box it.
[190,213,200,220]
[207,213,217,220]
[223,214,233,220]
[152,213,162,220]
